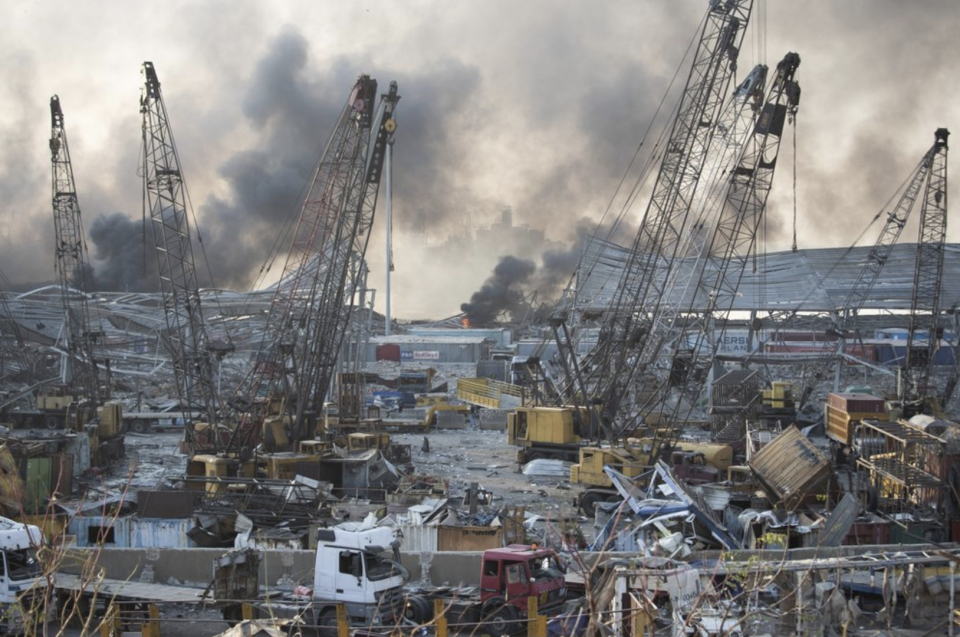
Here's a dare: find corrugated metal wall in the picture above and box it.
[69,515,195,548]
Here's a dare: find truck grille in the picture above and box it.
[376,587,404,621]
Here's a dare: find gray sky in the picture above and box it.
[1,0,957,319]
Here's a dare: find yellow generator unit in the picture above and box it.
[508,407,581,447]
[299,439,332,455]
[186,455,256,493]
[673,441,733,471]
[347,432,390,452]
[36,386,75,411]
[762,381,794,410]
[260,453,315,480]
[573,446,646,488]
[626,437,733,471]
[96,401,124,438]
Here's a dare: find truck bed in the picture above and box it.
[56,574,207,604]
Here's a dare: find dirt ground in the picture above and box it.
[119,426,579,520]
[390,427,581,516]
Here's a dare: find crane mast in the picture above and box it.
[905,128,949,402]
[796,132,945,408]
[140,61,224,445]
[229,76,399,453]
[49,95,105,404]
[552,0,753,442]
[666,53,800,422]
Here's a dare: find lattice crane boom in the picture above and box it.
[906,128,949,402]
[229,76,399,453]
[656,53,801,428]
[140,61,223,440]
[551,0,754,442]
[796,131,945,408]
[49,94,105,404]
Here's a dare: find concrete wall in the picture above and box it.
[59,548,492,589]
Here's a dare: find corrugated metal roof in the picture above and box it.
[574,239,960,313]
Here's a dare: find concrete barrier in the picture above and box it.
[57,548,495,589]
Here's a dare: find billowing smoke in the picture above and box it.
[461,256,536,326]
[88,213,158,292]
[85,29,486,295]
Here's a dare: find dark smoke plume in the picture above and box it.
[461,256,536,326]
[89,213,158,292]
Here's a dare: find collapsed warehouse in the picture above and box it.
[0,2,958,637]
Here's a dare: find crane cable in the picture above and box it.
[792,116,798,252]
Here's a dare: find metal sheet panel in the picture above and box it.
[70,515,131,547]
[395,524,438,553]
[819,493,862,548]
[575,238,960,313]
[129,517,195,549]
[137,490,195,519]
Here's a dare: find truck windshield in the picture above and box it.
[530,555,564,580]
[6,548,41,580]
[363,552,408,582]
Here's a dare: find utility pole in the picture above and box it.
[385,132,394,335]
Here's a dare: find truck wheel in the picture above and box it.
[130,420,148,434]
[484,602,519,636]
[44,415,60,429]
[317,609,339,637]
[403,594,432,624]
[578,492,602,516]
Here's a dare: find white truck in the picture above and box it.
[217,526,409,634]
[0,517,47,633]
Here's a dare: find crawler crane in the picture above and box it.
[45,96,123,453]
[140,62,232,456]
[226,76,400,460]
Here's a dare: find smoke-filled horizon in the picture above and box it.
[1,1,958,319]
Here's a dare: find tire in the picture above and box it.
[221,604,243,628]
[527,451,547,461]
[403,595,431,624]
[483,602,519,636]
[578,492,602,516]
[130,420,148,434]
[317,609,339,637]
[44,415,60,430]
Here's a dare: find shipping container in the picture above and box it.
[748,426,831,509]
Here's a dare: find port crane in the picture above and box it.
[905,128,950,406]
[49,95,107,407]
[795,130,949,410]
[227,76,399,455]
[660,52,800,440]
[509,1,760,488]
[548,0,754,443]
[140,61,231,452]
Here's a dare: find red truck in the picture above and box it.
[403,544,568,635]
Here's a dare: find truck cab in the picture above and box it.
[0,517,46,633]
[312,526,409,628]
[479,544,566,613]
